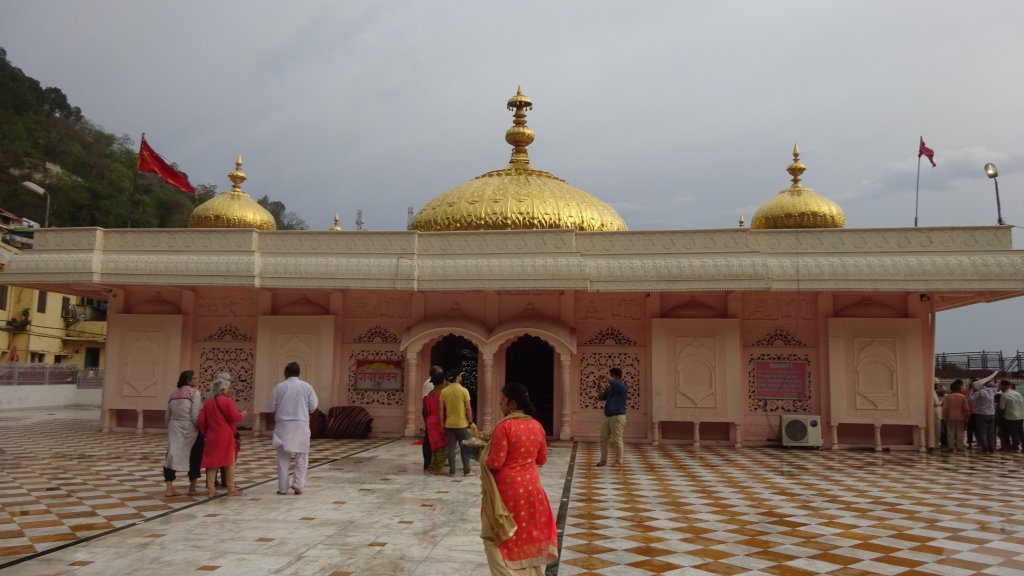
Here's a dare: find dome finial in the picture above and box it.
[329,212,342,231]
[228,155,247,193]
[787,144,805,187]
[505,86,535,167]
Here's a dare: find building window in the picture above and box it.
[30,352,45,363]
[0,285,7,311]
[37,290,48,314]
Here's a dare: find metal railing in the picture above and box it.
[935,351,1023,375]
[0,363,104,389]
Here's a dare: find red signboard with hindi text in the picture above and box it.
[355,359,403,390]
[754,360,808,399]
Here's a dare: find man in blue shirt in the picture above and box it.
[597,367,627,467]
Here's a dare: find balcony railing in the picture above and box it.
[0,363,104,389]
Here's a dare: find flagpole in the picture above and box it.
[914,155,921,227]
[128,133,143,228]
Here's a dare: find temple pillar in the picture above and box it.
[873,423,883,452]
[481,353,495,432]
[136,409,144,435]
[917,426,926,453]
[559,354,572,441]
[733,422,743,448]
[693,421,701,447]
[404,355,419,437]
[831,424,839,450]
[652,420,660,446]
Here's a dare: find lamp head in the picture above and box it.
[984,163,999,179]
[20,181,45,196]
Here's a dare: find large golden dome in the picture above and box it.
[188,156,277,231]
[408,88,627,232]
[751,145,845,230]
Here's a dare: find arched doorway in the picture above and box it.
[505,335,554,436]
[430,335,479,418]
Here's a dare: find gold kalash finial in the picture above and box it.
[787,144,806,188]
[228,155,247,194]
[505,86,535,167]
[329,213,342,231]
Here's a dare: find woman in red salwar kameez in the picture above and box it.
[480,382,558,575]
[197,374,247,498]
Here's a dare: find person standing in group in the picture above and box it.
[164,370,202,497]
[198,373,247,497]
[480,382,558,575]
[422,369,448,474]
[933,384,946,449]
[942,379,970,452]
[439,369,475,477]
[970,378,999,453]
[267,362,319,495]
[998,380,1024,451]
[421,365,444,471]
[596,367,627,467]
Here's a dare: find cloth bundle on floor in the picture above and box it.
[325,406,373,439]
[309,408,327,439]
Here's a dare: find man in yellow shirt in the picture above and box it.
[439,369,475,477]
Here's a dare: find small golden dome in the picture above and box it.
[751,145,845,230]
[188,156,277,231]
[408,87,627,232]
[329,213,342,231]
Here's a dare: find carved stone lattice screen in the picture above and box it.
[578,351,640,411]
[199,347,256,409]
[348,349,405,406]
[747,352,812,413]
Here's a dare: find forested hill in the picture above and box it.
[0,48,306,230]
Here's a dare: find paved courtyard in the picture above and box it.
[2,408,1024,575]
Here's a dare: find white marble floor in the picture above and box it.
[2,435,572,576]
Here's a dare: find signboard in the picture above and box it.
[355,359,403,390]
[755,360,808,399]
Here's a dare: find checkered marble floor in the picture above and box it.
[561,444,1024,576]
[4,409,1024,575]
[0,408,388,566]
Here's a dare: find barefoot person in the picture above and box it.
[198,373,247,497]
[597,367,627,467]
[480,382,558,575]
[267,362,319,495]
[163,370,202,497]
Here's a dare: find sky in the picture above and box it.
[1,1,1022,356]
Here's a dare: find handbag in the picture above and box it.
[214,396,242,449]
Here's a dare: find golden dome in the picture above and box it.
[408,87,627,232]
[751,145,845,230]
[329,213,342,231]
[188,156,277,231]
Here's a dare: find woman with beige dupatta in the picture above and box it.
[479,382,558,575]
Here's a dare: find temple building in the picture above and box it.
[4,88,1023,450]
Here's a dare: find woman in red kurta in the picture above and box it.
[422,372,448,474]
[480,382,558,575]
[197,374,247,497]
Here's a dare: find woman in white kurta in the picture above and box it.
[164,370,202,497]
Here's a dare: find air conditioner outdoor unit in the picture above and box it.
[781,414,823,447]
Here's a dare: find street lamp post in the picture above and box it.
[983,163,1005,226]
[20,181,49,228]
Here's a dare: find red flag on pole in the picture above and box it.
[918,137,936,167]
[137,134,195,194]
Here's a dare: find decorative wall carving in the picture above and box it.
[121,334,163,397]
[747,353,812,413]
[198,346,255,409]
[674,338,717,408]
[752,328,806,348]
[348,349,405,406]
[578,351,640,411]
[582,327,638,346]
[203,323,254,342]
[853,338,899,411]
[353,325,401,344]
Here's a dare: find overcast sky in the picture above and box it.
[2,1,1022,356]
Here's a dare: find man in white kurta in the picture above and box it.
[267,362,319,495]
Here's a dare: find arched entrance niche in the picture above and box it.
[505,335,555,436]
[400,318,488,436]
[431,335,480,418]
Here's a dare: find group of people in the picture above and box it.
[163,362,319,499]
[937,377,1024,453]
[419,364,628,574]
